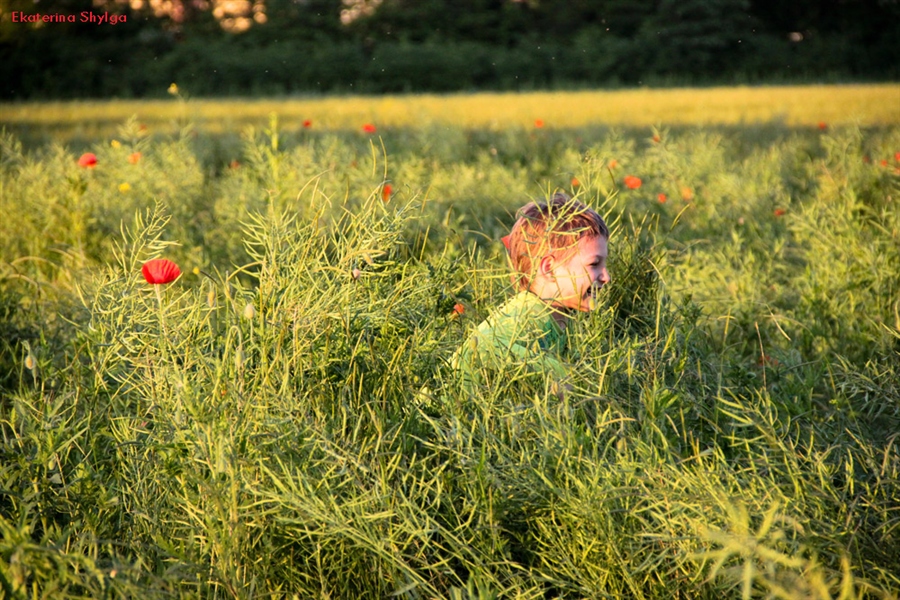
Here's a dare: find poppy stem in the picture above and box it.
[154,284,170,360]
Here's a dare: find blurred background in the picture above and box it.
[2,0,899,100]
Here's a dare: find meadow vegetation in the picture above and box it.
[1,88,899,598]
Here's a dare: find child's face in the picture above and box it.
[543,235,610,312]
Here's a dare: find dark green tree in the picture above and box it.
[638,0,755,76]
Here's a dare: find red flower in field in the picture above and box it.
[382,183,392,202]
[880,159,888,167]
[608,159,618,169]
[78,153,98,168]
[128,152,141,164]
[452,303,465,316]
[501,234,511,252]
[774,208,786,217]
[303,119,312,129]
[652,134,661,143]
[571,177,580,188]
[534,119,544,128]
[681,187,694,201]
[895,152,900,162]
[623,175,642,190]
[362,123,377,134]
[142,259,181,285]
[657,193,667,203]
[139,124,148,132]
[229,160,240,169]
[757,353,780,367]
[817,122,827,131]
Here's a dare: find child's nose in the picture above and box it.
[599,268,610,285]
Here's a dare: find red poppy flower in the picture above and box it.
[501,235,511,251]
[652,134,661,143]
[774,208,786,217]
[142,259,181,284]
[534,119,544,128]
[681,187,694,201]
[303,119,312,129]
[362,123,377,134]
[382,184,392,202]
[128,152,141,164]
[452,303,465,316]
[657,193,667,203]
[880,159,888,167]
[817,122,827,131]
[571,177,580,188]
[623,175,642,190]
[895,152,900,162]
[608,159,618,169]
[757,353,780,367]
[78,153,98,168]
[229,160,240,169]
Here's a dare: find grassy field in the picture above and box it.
[2,84,899,146]
[1,86,899,598]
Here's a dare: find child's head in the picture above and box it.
[507,193,610,311]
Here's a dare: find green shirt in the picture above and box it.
[450,291,570,391]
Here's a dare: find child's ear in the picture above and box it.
[538,255,556,279]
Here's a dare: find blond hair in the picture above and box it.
[507,193,608,291]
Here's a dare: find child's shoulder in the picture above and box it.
[482,291,551,327]
[475,290,567,346]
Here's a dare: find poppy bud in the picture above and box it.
[235,348,245,370]
[351,268,361,280]
[25,354,36,371]
[242,303,256,320]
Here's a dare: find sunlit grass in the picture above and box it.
[2,84,898,145]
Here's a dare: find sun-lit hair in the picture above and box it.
[507,193,608,291]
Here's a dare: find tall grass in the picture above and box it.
[1,99,899,598]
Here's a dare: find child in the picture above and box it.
[451,192,610,393]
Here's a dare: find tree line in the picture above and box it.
[1,0,898,99]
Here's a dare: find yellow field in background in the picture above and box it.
[2,84,898,142]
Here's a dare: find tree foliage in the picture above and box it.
[1,0,898,98]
